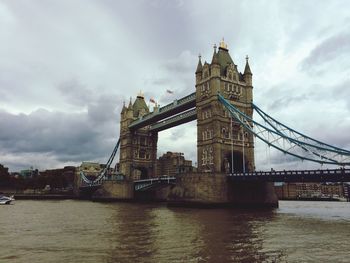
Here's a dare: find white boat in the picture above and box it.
[0,195,15,205]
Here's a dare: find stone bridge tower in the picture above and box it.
[119,93,158,180]
[195,40,255,173]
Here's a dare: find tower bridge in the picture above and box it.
[80,40,350,207]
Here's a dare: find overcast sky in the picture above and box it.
[1,0,350,172]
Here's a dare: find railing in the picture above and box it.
[134,176,176,191]
[159,92,196,113]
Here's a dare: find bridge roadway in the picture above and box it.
[228,168,350,183]
[129,92,196,130]
[134,169,350,191]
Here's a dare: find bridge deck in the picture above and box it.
[129,92,196,130]
[228,169,350,182]
[150,109,197,132]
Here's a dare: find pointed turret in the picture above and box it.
[243,55,252,87]
[121,101,127,113]
[216,39,235,76]
[195,55,203,83]
[132,91,149,118]
[210,44,220,77]
[211,44,219,65]
[195,55,203,73]
[244,55,252,75]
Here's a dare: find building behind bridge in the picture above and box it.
[156,151,195,177]
[275,182,349,201]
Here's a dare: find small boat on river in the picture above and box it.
[0,195,15,205]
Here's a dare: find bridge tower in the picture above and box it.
[196,40,255,173]
[119,93,158,180]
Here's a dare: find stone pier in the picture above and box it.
[168,173,278,208]
[92,180,134,202]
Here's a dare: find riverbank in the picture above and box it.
[13,194,78,200]
[280,197,349,202]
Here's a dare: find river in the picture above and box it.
[1,200,349,263]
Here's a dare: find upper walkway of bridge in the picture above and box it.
[129,92,196,130]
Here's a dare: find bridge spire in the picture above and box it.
[244,55,252,75]
[211,44,219,65]
[195,54,203,73]
[219,38,228,50]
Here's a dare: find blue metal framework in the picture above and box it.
[218,94,350,166]
[80,138,121,186]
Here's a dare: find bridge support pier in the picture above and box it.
[92,181,134,201]
[168,174,278,208]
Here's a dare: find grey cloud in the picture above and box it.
[3,0,350,172]
[301,31,350,70]
[0,97,121,171]
[309,122,350,151]
[57,79,94,107]
[88,95,121,125]
[332,78,350,111]
[102,0,195,57]
[267,94,310,111]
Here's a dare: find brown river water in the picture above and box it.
[1,200,349,263]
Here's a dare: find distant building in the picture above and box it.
[40,166,76,188]
[0,164,9,176]
[156,151,194,177]
[76,161,115,181]
[20,167,39,179]
[275,182,347,200]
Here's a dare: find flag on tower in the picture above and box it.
[150,98,156,104]
[166,89,174,94]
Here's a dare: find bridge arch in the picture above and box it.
[132,166,149,180]
[222,151,249,173]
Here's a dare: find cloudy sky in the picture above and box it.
[1,0,350,172]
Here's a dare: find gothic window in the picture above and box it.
[208,147,213,164]
[222,127,229,139]
[140,137,146,146]
[139,149,146,159]
[202,147,213,167]
[145,152,150,159]
[224,81,241,100]
[202,129,213,140]
[201,82,210,97]
[134,149,138,158]
[202,107,211,119]
[231,130,238,140]
[202,149,208,165]
[203,67,209,78]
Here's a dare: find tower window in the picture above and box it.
[139,149,146,159]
